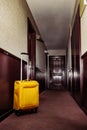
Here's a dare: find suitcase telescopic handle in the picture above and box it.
[20,52,29,81]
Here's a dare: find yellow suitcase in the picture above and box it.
[13,80,39,115]
[13,53,39,115]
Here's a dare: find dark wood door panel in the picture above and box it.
[82,53,87,110]
[49,56,65,90]
[27,18,36,80]
[70,6,81,105]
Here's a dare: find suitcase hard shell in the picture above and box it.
[13,80,39,111]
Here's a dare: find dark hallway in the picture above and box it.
[0,90,87,130]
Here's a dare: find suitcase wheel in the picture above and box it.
[31,107,38,113]
[15,110,22,116]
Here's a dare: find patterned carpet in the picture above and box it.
[0,90,87,130]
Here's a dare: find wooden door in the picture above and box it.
[49,56,65,90]
[27,18,36,80]
[71,6,81,104]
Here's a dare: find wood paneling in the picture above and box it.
[81,52,87,112]
[36,67,45,93]
[27,18,36,80]
[0,48,26,120]
[71,6,81,104]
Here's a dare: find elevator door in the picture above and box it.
[49,56,65,90]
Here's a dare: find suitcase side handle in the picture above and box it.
[20,52,29,81]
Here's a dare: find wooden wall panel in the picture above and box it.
[36,67,45,93]
[81,52,87,113]
[27,18,36,80]
[71,6,81,104]
[0,48,26,120]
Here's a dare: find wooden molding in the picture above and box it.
[0,48,26,64]
[81,51,87,59]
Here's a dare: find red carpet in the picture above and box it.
[0,90,87,130]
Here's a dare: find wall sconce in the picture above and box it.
[44,50,48,54]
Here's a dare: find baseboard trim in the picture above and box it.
[0,109,14,122]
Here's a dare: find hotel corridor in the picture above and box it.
[0,90,87,130]
[0,0,87,129]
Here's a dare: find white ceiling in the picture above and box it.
[26,0,76,50]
